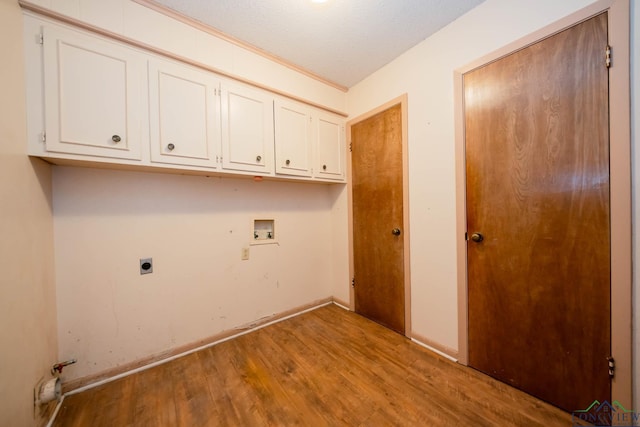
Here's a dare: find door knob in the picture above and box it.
[470,232,483,242]
[392,228,401,236]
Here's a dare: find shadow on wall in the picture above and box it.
[51,165,335,217]
[30,157,54,213]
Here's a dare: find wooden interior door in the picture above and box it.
[465,14,610,412]
[351,104,405,334]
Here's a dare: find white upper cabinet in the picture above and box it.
[220,83,274,175]
[42,26,144,160]
[314,113,345,180]
[28,18,346,183]
[148,59,220,168]
[274,100,313,177]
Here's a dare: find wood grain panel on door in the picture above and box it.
[351,104,405,334]
[465,13,610,413]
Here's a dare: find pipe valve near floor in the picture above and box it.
[52,358,77,375]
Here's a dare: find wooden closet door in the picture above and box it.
[465,13,610,412]
[352,104,405,334]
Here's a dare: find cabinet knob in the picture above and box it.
[167,143,175,151]
[285,159,291,166]
[322,164,327,171]
[256,155,262,162]
[112,135,121,143]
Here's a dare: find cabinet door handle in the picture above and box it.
[285,159,291,166]
[256,155,262,162]
[167,143,175,151]
[112,135,121,143]
[322,164,327,171]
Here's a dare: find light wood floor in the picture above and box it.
[53,304,578,426]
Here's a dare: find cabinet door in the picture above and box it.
[315,113,345,180]
[43,26,143,160]
[220,83,274,174]
[149,60,220,168]
[274,100,312,177]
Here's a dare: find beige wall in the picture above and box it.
[329,185,350,304]
[0,0,58,425]
[53,168,337,381]
[348,0,637,410]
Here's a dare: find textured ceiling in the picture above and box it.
[152,0,485,88]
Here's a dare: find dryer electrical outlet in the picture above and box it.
[140,258,153,274]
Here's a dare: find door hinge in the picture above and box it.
[465,232,468,241]
[37,33,44,45]
[605,45,611,68]
[351,277,355,288]
[607,356,615,378]
[41,131,46,144]
[349,143,352,152]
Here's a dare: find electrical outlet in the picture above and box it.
[140,258,153,274]
[241,247,250,260]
